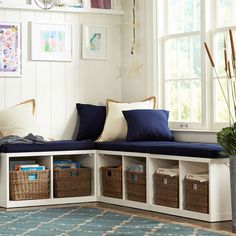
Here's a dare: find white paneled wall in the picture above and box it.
[0,8,122,140]
[121,0,148,102]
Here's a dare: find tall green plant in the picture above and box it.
[217,123,236,155]
[205,29,236,155]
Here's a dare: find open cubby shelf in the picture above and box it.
[0,149,231,222]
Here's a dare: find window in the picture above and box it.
[158,0,236,130]
[213,0,236,127]
[161,0,202,129]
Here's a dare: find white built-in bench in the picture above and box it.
[0,140,231,222]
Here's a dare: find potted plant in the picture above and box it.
[205,29,236,232]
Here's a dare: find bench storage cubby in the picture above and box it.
[0,140,232,222]
[184,179,209,213]
[54,167,91,198]
[155,173,179,208]
[126,170,146,203]
[101,166,122,199]
[10,170,50,201]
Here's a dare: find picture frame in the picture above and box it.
[31,23,72,61]
[82,24,108,60]
[60,0,83,7]
[0,22,21,77]
[90,0,114,9]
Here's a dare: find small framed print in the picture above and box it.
[82,24,108,60]
[0,22,21,77]
[31,22,72,61]
[90,0,114,9]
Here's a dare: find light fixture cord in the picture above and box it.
[131,0,136,55]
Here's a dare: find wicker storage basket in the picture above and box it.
[155,173,179,208]
[101,166,122,199]
[184,179,209,213]
[54,167,91,198]
[10,170,50,201]
[126,171,146,203]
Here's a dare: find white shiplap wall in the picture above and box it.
[121,0,148,102]
[0,8,122,140]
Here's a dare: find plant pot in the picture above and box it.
[230,155,236,233]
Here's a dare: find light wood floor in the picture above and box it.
[0,202,234,235]
[96,203,234,235]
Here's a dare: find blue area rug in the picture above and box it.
[0,207,228,236]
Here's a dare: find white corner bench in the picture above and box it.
[0,146,231,222]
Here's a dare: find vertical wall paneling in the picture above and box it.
[0,8,122,139]
[0,9,5,110]
[121,0,147,101]
[20,10,36,101]
[93,15,122,102]
[35,11,52,138]
[50,12,66,139]
[64,13,80,139]
[4,9,21,107]
[79,14,95,104]
[79,14,122,104]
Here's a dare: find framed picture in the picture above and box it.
[0,22,21,77]
[60,0,82,7]
[82,24,108,60]
[31,23,72,61]
[90,0,113,9]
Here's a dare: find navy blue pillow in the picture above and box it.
[122,109,174,141]
[76,103,106,140]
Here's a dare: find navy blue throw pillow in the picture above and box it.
[122,109,174,141]
[76,103,106,140]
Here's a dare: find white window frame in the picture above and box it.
[157,0,236,132]
[210,0,236,130]
[158,0,206,130]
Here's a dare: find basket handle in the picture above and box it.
[70,170,79,176]
[131,174,138,181]
[107,171,112,177]
[193,183,198,190]
[28,173,38,181]
[162,177,168,185]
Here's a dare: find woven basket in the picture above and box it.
[54,168,91,198]
[155,173,179,208]
[126,171,146,203]
[184,179,209,213]
[101,166,122,199]
[10,170,50,201]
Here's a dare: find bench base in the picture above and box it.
[1,149,231,222]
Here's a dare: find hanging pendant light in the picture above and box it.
[34,0,61,10]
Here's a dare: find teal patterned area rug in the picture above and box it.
[0,207,229,236]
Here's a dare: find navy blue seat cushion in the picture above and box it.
[96,141,223,158]
[95,141,149,153]
[122,109,174,141]
[0,139,223,159]
[0,140,95,153]
[146,141,223,158]
[76,103,106,141]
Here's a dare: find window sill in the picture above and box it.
[171,129,218,143]
[171,129,218,134]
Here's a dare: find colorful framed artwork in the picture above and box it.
[82,24,108,60]
[31,23,72,61]
[0,22,21,77]
[90,0,114,9]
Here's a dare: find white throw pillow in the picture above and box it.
[0,99,44,138]
[97,97,156,142]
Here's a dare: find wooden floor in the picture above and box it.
[96,203,234,235]
[0,202,234,235]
